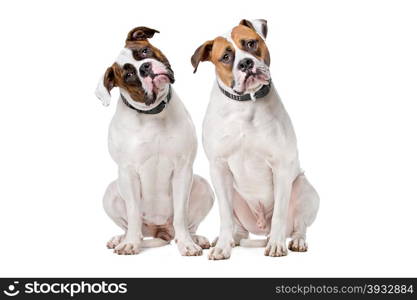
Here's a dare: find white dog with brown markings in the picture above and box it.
[96,27,214,256]
[192,19,319,260]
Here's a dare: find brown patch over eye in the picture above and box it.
[247,40,258,51]
[241,39,261,57]
[232,25,270,66]
[132,46,153,61]
[211,37,235,88]
[126,40,168,63]
[220,47,234,64]
[110,63,146,103]
[123,64,140,86]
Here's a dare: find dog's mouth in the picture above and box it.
[233,68,270,95]
[151,72,174,92]
[150,72,175,83]
[144,72,174,106]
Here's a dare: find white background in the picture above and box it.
[0,0,416,277]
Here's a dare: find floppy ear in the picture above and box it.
[95,65,116,106]
[239,19,268,39]
[191,40,214,73]
[126,26,160,42]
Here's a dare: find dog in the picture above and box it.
[95,26,214,256]
[191,19,319,259]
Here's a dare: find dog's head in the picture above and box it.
[191,19,270,95]
[95,26,175,108]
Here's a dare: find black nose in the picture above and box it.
[238,58,254,72]
[139,62,152,77]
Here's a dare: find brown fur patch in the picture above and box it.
[125,40,171,68]
[231,25,270,66]
[126,26,159,42]
[191,40,214,73]
[210,37,234,87]
[110,62,146,103]
[103,66,115,93]
[191,37,235,87]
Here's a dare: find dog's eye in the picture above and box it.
[126,72,133,77]
[246,40,258,50]
[222,53,231,63]
[141,48,149,55]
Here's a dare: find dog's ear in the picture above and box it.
[239,19,268,39]
[95,65,116,106]
[191,40,214,73]
[126,26,160,42]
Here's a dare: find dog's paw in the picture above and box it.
[289,238,308,252]
[192,235,211,249]
[114,240,141,255]
[176,238,203,256]
[106,235,125,249]
[208,239,234,260]
[264,239,288,257]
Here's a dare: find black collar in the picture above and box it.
[121,85,172,115]
[218,82,271,101]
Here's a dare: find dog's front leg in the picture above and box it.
[208,161,235,260]
[172,164,203,256]
[264,165,294,257]
[114,166,143,255]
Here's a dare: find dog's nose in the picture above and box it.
[139,62,152,77]
[238,58,254,72]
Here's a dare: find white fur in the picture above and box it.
[95,74,112,106]
[97,48,214,256]
[249,19,267,40]
[203,29,319,259]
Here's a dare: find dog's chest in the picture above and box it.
[109,114,195,226]
[205,107,281,160]
[138,155,174,224]
[227,136,276,208]
[203,95,295,209]
[109,119,192,165]
[205,110,277,204]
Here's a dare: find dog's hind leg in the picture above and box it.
[287,173,319,252]
[232,219,250,246]
[187,175,214,249]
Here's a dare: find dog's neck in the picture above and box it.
[120,85,171,115]
[217,82,271,101]
[217,78,271,102]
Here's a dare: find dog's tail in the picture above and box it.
[239,238,268,247]
[140,238,170,248]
